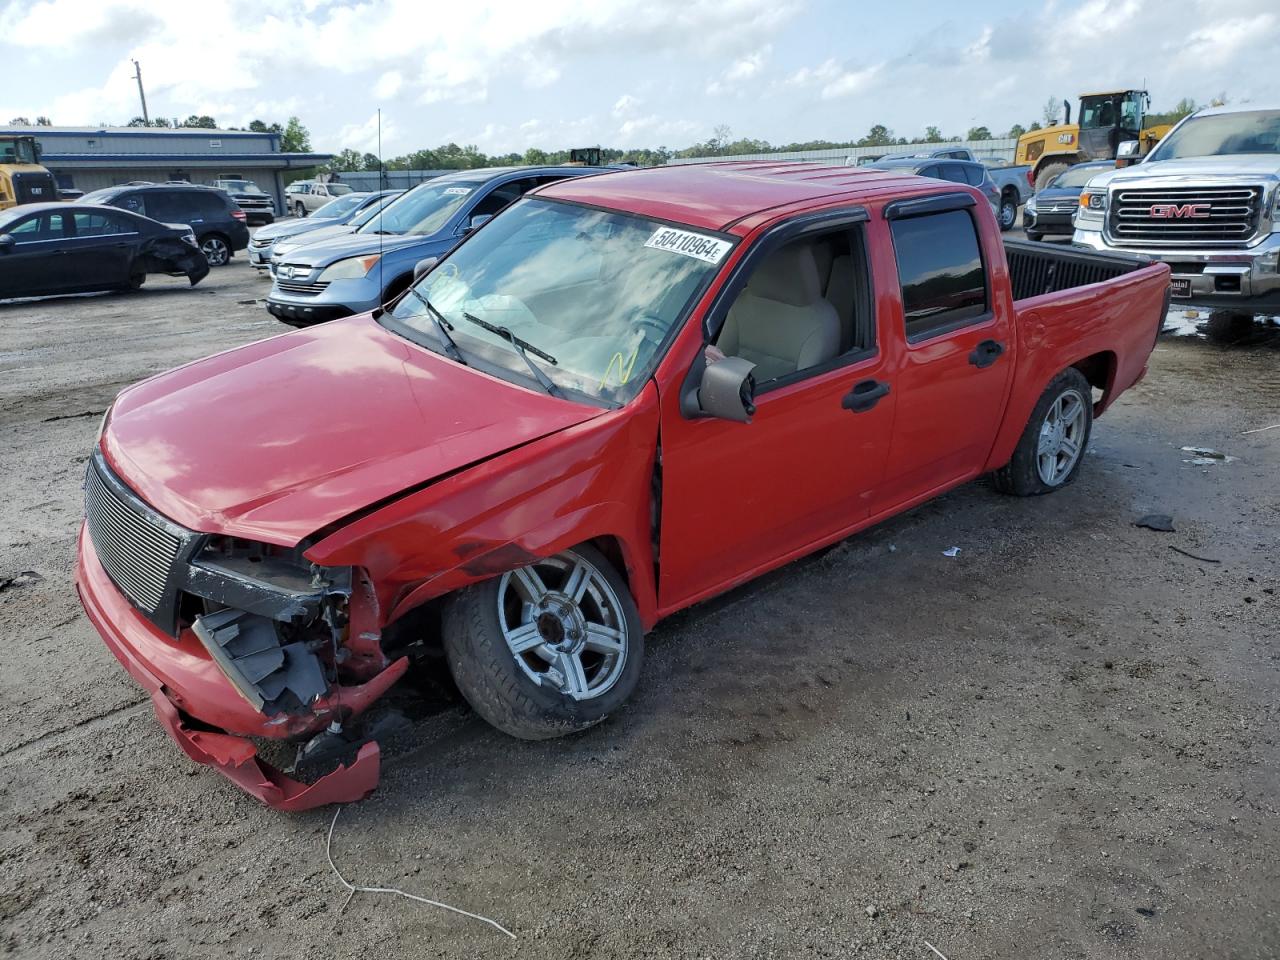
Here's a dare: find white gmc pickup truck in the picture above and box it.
[1073,104,1280,316]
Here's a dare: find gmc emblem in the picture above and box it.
[1149,203,1211,219]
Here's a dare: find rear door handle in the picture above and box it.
[969,339,1005,368]
[842,378,890,413]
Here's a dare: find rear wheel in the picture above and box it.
[1034,160,1071,192]
[199,234,231,266]
[127,265,146,290]
[294,202,306,218]
[998,191,1018,231]
[993,367,1092,496]
[443,544,645,740]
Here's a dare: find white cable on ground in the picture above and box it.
[924,940,951,960]
[325,805,517,940]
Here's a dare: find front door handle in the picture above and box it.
[969,339,1005,368]
[842,378,890,413]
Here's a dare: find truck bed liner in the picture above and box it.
[1005,239,1152,302]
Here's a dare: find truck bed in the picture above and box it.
[1004,239,1153,302]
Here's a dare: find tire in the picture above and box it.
[1034,160,1071,192]
[443,544,645,740]
[294,202,307,218]
[993,367,1093,497]
[127,266,146,290]
[1026,230,1044,243]
[998,191,1018,232]
[199,234,231,267]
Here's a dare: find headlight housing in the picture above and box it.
[318,254,382,282]
[1076,191,1108,224]
[1024,196,1037,213]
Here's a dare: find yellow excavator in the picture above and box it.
[0,134,58,210]
[1016,90,1172,190]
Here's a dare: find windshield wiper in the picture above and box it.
[404,287,466,365]
[460,311,563,399]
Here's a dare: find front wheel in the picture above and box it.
[993,367,1093,496]
[443,544,644,740]
[199,234,231,266]
[998,193,1018,231]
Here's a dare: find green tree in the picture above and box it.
[857,124,896,147]
[281,116,312,153]
[35,116,51,126]
[966,125,993,141]
[9,116,30,125]
[362,152,381,170]
[180,115,217,129]
[923,125,945,143]
[1028,121,1042,132]
[1007,123,1026,139]
[523,147,548,165]
[327,148,366,172]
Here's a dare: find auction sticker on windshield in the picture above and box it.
[644,227,732,264]
[443,187,472,195]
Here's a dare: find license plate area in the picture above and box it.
[1169,277,1192,299]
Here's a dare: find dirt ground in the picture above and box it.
[1,258,1278,960]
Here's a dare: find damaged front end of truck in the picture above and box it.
[76,450,408,810]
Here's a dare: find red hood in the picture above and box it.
[101,314,600,545]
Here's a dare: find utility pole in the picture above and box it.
[131,60,150,125]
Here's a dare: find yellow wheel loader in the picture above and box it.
[1016,91,1172,191]
[0,135,58,210]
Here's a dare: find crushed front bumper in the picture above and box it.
[75,526,408,810]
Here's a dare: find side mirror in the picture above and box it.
[413,256,438,280]
[698,354,757,423]
[463,213,493,234]
[1115,140,1142,167]
[0,233,13,252]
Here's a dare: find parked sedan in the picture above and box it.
[1022,161,1114,242]
[248,190,403,271]
[0,203,208,299]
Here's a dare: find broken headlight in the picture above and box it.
[187,537,354,716]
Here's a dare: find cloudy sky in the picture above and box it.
[2,0,1277,155]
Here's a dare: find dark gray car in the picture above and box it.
[865,157,1006,228]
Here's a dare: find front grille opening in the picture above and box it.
[1215,275,1242,292]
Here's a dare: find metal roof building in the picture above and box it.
[1,125,332,213]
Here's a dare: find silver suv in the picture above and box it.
[283,180,355,218]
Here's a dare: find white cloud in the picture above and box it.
[374,70,403,99]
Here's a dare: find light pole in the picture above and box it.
[131,60,149,125]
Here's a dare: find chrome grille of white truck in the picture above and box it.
[1108,186,1262,246]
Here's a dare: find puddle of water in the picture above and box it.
[1162,308,1280,348]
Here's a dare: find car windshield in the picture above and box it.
[349,194,401,227]
[358,181,483,236]
[384,198,731,404]
[1148,110,1280,161]
[1053,165,1111,188]
[327,183,353,196]
[313,193,368,219]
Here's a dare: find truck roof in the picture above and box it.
[538,161,927,232]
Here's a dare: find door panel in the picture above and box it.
[658,351,895,610]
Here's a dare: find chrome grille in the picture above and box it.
[85,460,182,614]
[249,238,273,249]
[275,279,330,295]
[1108,185,1263,246]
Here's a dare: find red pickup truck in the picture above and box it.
[76,162,1170,809]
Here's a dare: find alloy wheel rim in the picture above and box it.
[1001,200,1015,227]
[1036,389,1086,485]
[202,238,228,264]
[497,552,628,701]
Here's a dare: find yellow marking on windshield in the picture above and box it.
[599,348,639,390]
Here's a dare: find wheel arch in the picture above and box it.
[1071,349,1118,414]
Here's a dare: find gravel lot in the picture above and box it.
[1,256,1278,960]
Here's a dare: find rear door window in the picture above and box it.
[144,192,188,222]
[73,212,131,236]
[192,192,227,219]
[889,208,988,340]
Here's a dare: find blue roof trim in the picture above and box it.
[42,152,332,163]
[1,128,280,142]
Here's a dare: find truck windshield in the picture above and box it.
[384,198,731,404]
[1148,110,1280,161]
[312,193,368,219]
[358,181,482,236]
[220,180,264,194]
[0,138,37,164]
